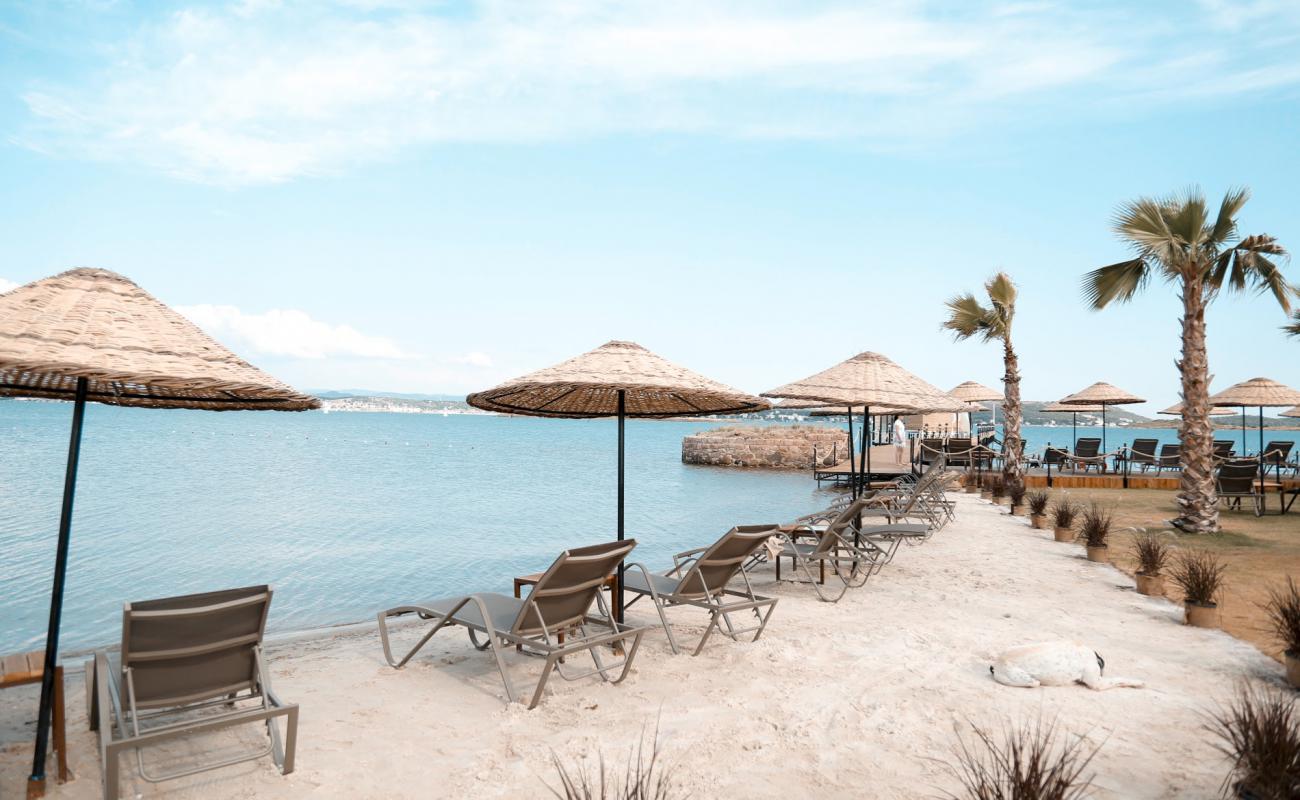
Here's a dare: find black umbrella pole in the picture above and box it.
[30,377,87,788]
[615,391,625,624]
[845,406,856,499]
[862,406,871,492]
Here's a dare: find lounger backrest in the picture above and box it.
[1074,438,1100,458]
[512,539,635,636]
[1264,441,1293,465]
[1216,460,1259,494]
[120,585,272,710]
[1159,444,1180,465]
[1214,440,1235,457]
[674,524,780,599]
[919,438,944,463]
[1130,439,1158,462]
[943,440,972,465]
[1045,446,1069,465]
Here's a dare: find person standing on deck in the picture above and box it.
[892,416,908,465]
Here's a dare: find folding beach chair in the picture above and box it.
[1044,446,1070,470]
[1263,441,1294,477]
[378,540,648,708]
[1217,460,1263,516]
[623,525,780,656]
[1127,439,1159,473]
[88,586,298,800]
[772,514,926,602]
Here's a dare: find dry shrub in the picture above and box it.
[1079,504,1112,548]
[1263,578,1300,656]
[1131,531,1170,576]
[948,716,1100,800]
[1028,490,1051,516]
[1170,549,1227,606]
[1208,684,1300,800]
[548,724,685,800]
[1051,498,1078,529]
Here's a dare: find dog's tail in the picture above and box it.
[1088,676,1145,691]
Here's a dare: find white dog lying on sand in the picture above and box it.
[991,641,1144,691]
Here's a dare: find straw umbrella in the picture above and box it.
[1040,400,1104,453]
[1058,382,1145,453]
[466,340,768,621]
[762,352,967,495]
[0,268,318,792]
[949,381,1002,429]
[1282,407,1300,419]
[1209,377,1300,461]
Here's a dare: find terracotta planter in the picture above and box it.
[980,490,991,500]
[1053,526,1073,543]
[1286,652,1300,689]
[1135,573,1164,597]
[1085,545,1108,563]
[992,496,1006,506]
[964,484,980,494]
[1029,513,1047,529]
[1185,602,1219,629]
[1009,504,1025,516]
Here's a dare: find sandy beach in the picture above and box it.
[1,491,1288,799]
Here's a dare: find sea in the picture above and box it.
[3,400,1297,654]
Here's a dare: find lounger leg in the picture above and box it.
[692,613,723,657]
[528,655,560,709]
[377,604,464,668]
[279,705,298,775]
[102,742,122,800]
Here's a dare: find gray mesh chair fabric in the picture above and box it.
[623,525,780,655]
[1216,460,1263,516]
[377,540,648,708]
[87,585,298,800]
[1128,439,1159,472]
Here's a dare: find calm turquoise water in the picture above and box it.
[0,401,828,653]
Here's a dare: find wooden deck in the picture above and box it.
[814,445,913,484]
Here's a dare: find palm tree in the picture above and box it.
[1085,187,1292,534]
[943,272,1024,495]
[1285,310,1300,338]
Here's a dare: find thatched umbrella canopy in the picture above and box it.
[762,351,966,494]
[1059,382,1145,451]
[1158,402,1233,417]
[1281,407,1300,419]
[0,268,317,789]
[1040,400,1104,452]
[949,380,1002,426]
[467,340,768,620]
[1209,377,1300,457]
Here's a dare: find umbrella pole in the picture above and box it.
[1241,406,1247,454]
[615,390,625,624]
[1072,413,1078,472]
[30,377,87,791]
[845,406,857,498]
[864,406,872,490]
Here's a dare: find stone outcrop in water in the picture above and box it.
[682,425,847,468]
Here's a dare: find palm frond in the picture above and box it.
[1083,258,1148,309]
[1206,187,1249,248]
[1284,310,1300,339]
[1210,234,1294,312]
[942,293,995,340]
[1167,186,1209,249]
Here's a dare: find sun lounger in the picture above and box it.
[1070,437,1104,472]
[88,585,298,800]
[623,525,779,655]
[378,540,648,708]
[1156,443,1181,473]
[773,511,925,602]
[1213,440,1236,459]
[1263,441,1294,476]
[1216,460,1263,516]
[1126,438,1159,473]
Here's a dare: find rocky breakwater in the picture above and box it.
[682,425,847,468]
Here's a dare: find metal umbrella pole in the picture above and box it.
[30,377,88,790]
[844,405,857,498]
[615,390,625,624]
[859,406,870,495]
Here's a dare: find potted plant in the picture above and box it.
[1080,503,1111,563]
[989,478,1006,505]
[1007,484,1027,516]
[980,475,993,501]
[1208,684,1300,799]
[1131,532,1170,597]
[1171,549,1226,628]
[1027,490,1050,529]
[1263,578,1300,689]
[1051,498,1078,543]
[964,472,980,494]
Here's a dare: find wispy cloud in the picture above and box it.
[177,303,416,359]
[11,0,1300,184]
[447,351,493,368]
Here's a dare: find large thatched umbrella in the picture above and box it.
[0,268,318,792]
[762,352,966,494]
[1040,400,1104,453]
[466,340,768,621]
[1059,382,1145,453]
[1209,377,1300,460]
[949,380,1002,427]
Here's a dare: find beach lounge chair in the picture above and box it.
[1126,438,1160,473]
[378,540,648,708]
[1217,460,1263,516]
[943,439,973,468]
[1071,438,1104,472]
[1214,440,1236,460]
[87,585,298,800]
[772,512,926,602]
[1156,443,1181,473]
[1263,441,1294,476]
[623,525,780,656]
[918,438,945,467]
[1044,445,1070,471]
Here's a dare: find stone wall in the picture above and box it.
[682,425,848,468]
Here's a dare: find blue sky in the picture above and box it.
[1,0,1298,413]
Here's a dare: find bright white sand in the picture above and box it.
[1,492,1288,799]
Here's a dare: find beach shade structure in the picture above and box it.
[762,351,967,495]
[1058,382,1145,453]
[1283,406,1300,419]
[949,380,1002,426]
[0,268,319,794]
[1209,377,1300,460]
[1158,402,1235,417]
[1040,400,1104,453]
[466,340,769,622]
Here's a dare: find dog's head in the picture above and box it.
[1095,651,1105,674]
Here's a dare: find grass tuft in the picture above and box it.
[1263,578,1300,656]
[1051,498,1078,529]
[1080,504,1112,548]
[1027,490,1051,516]
[1208,684,1300,800]
[548,723,685,800]
[1170,548,1227,606]
[948,716,1100,800]
[1131,531,1170,576]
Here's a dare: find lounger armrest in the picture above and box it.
[670,547,707,574]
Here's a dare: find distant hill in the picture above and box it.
[311,390,466,401]
[973,401,1153,427]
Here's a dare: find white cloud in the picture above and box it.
[447,351,493,368]
[12,0,1300,184]
[177,303,416,360]
[0,278,19,294]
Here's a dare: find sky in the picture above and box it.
[1,0,1298,414]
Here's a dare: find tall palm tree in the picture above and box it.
[943,272,1024,494]
[1085,187,1292,534]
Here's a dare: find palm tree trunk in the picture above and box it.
[1175,274,1218,533]
[1001,336,1024,494]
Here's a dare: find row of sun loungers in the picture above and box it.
[79,461,960,799]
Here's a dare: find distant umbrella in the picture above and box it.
[466,340,769,622]
[1209,377,1300,459]
[1058,382,1145,452]
[1040,400,1104,452]
[0,268,318,791]
[1282,406,1300,419]
[1158,402,1234,417]
[762,351,966,495]
[949,380,1002,426]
